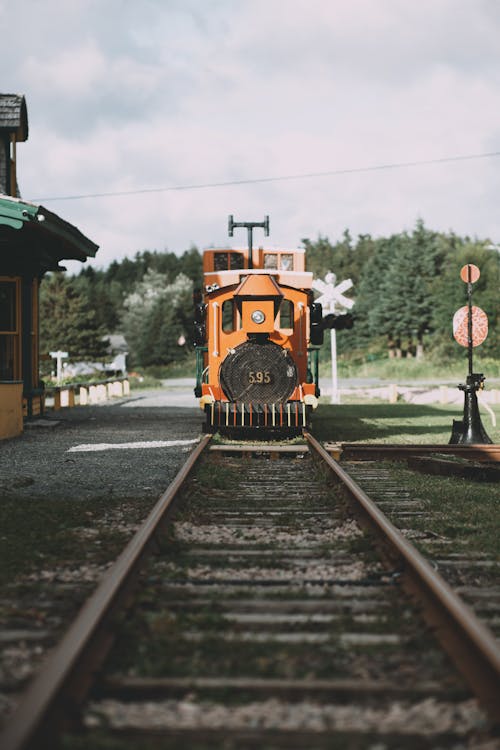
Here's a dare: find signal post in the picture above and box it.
[449,264,492,445]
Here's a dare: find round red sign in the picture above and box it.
[453,305,488,347]
[460,264,480,284]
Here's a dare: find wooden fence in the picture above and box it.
[44,377,130,411]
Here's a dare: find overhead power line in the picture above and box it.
[29,150,500,203]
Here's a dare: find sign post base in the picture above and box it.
[449,373,493,445]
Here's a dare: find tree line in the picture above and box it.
[304,221,499,361]
[39,221,499,370]
[39,247,203,370]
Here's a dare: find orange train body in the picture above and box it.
[194,241,321,438]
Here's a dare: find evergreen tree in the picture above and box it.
[374,222,445,356]
[74,268,123,332]
[121,270,193,367]
[52,229,495,369]
[343,222,450,357]
[352,236,394,351]
[39,273,108,359]
[303,230,375,286]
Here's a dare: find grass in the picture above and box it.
[0,494,153,594]
[105,588,436,681]
[190,457,244,490]
[139,351,500,385]
[364,463,500,562]
[311,401,500,561]
[311,402,500,444]
[336,354,500,382]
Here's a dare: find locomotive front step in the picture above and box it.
[203,400,311,439]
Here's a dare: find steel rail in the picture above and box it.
[304,431,500,723]
[328,443,500,463]
[0,433,212,750]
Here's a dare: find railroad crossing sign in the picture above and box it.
[312,272,355,313]
[312,272,355,404]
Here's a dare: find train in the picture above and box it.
[194,216,352,438]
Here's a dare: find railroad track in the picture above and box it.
[1,434,499,749]
[327,443,500,463]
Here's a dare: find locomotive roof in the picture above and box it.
[205,246,305,253]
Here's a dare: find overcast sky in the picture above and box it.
[5,0,500,271]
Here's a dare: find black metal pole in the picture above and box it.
[247,227,253,270]
[467,264,473,377]
[227,216,269,271]
[449,263,492,445]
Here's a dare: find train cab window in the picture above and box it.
[222,299,236,333]
[279,299,294,330]
[263,253,278,269]
[263,253,294,271]
[214,252,229,271]
[214,252,244,271]
[229,252,244,270]
[0,279,20,380]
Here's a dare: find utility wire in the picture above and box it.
[29,150,500,203]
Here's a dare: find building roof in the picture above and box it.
[0,195,98,274]
[0,94,28,140]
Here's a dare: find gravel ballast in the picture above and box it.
[0,388,203,722]
[0,389,202,503]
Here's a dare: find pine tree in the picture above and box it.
[121,270,193,367]
[39,273,108,359]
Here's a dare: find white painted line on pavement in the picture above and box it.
[67,439,199,453]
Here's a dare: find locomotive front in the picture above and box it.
[194,217,321,438]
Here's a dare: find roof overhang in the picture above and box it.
[0,195,98,275]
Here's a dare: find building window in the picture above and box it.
[0,281,16,331]
[0,279,20,380]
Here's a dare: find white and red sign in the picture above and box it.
[460,264,480,284]
[453,305,488,348]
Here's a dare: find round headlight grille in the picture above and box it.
[220,339,297,403]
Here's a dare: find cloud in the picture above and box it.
[5,0,500,271]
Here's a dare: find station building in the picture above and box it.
[0,94,98,439]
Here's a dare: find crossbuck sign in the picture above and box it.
[313,272,355,314]
[312,272,355,403]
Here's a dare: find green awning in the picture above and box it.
[0,195,98,275]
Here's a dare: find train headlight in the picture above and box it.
[251,310,266,324]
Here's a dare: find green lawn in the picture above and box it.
[311,401,500,444]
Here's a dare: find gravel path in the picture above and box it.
[0,388,203,724]
[0,389,203,503]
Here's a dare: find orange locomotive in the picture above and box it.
[194,216,324,438]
